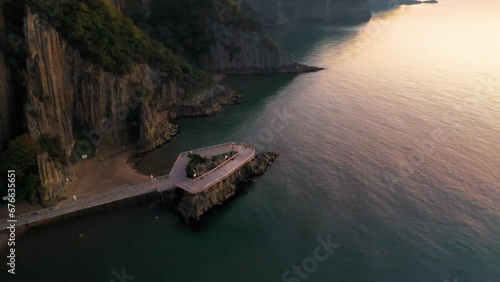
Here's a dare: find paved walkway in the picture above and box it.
[166,143,255,193]
[0,142,255,230]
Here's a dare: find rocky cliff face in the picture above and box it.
[0,8,14,150]
[243,0,372,25]
[20,7,240,200]
[0,52,13,150]
[175,151,279,221]
[200,24,321,74]
[23,8,229,156]
[37,152,65,204]
[25,9,172,155]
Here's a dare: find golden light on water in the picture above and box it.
[382,2,498,67]
[291,0,500,201]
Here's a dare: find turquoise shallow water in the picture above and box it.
[3,0,500,281]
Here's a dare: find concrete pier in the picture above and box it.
[0,142,255,230]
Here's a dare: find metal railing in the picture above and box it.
[0,142,254,229]
[179,142,232,156]
[190,152,240,183]
[175,142,249,183]
[171,142,249,170]
[0,174,171,229]
[179,142,249,156]
[203,147,256,189]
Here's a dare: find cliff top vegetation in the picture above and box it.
[25,0,212,90]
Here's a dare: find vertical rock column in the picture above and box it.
[0,52,14,149]
[37,152,64,205]
[24,8,75,154]
[0,4,14,149]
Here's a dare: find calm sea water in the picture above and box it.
[3,0,500,281]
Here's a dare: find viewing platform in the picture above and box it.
[0,142,255,230]
[167,142,255,193]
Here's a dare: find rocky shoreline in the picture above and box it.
[215,64,324,74]
[172,152,279,222]
[169,84,242,119]
[131,84,242,159]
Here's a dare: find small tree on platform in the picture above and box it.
[185,153,207,178]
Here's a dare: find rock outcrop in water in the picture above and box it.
[173,152,279,222]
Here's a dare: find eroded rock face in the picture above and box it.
[175,151,279,221]
[24,9,184,155]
